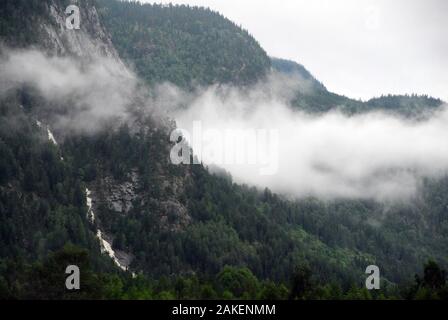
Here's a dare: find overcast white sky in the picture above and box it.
[141,0,447,101]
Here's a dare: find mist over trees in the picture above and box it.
[0,0,447,300]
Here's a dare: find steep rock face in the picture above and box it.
[90,169,192,230]
[40,2,193,269]
[86,187,133,270]
[1,0,120,61]
[42,1,137,267]
[39,0,139,271]
[93,171,139,214]
[42,1,120,60]
[1,0,192,273]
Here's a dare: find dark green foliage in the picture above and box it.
[421,260,446,290]
[22,245,104,299]
[0,89,121,279]
[366,94,443,118]
[0,0,447,301]
[406,260,448,300]
[271,57,326,91]
[0,0,46,47]
[0,245,409,300]
[216,266,260,299]
[96,0,271,87]
[271,58,444,115]
[289,265,313,300]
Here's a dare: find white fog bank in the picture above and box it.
[173,84,448,201]
[2,48,448,201]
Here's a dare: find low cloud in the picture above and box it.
[2,48,448,201]
[173,81,448,201]
[0,48,139,132]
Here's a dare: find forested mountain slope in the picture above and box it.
[0,0,447,300]
[96,0,271,87]
[270,58,444,115]
[97,0,443,115]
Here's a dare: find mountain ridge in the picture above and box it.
[0,0,447,300]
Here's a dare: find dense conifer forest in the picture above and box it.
[0,0,447,300]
